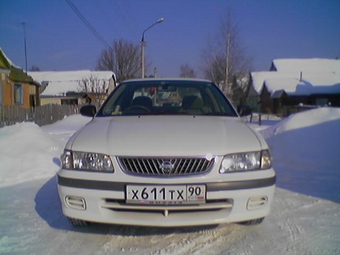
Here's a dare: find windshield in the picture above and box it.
[97,80,237,117]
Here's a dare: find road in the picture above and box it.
[1,176,339,255]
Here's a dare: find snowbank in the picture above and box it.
[0,115,90,187]
[253,107,340,203]
[259,107,340,138]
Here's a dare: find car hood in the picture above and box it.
[68,116,264,156]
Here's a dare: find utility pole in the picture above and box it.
[225,29,231,97]
[22,22,28,72]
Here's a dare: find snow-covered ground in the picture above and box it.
[0,108,339,255]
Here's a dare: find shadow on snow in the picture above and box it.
[267,118,340,203]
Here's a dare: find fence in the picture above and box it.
[0,104,81,128]
[1,104,284,128]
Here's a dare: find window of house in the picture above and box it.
[61,98,78,105]
[14,84,24,105]
[0,82,2,105]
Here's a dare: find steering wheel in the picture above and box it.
[124,105,151,114]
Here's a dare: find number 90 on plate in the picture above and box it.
[126,185,206,204]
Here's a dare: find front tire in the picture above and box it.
[237,217,265,225]
[67,217,90,227]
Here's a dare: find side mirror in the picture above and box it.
[237,105,252,117]
[80,105,97,117]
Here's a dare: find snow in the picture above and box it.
[251,71,340,96]
[28,70,115,96]
[265,76,340,96]
[0,108,340,254]
[0,115,91,188]
[272,58,340,73]
[251,58,340,96]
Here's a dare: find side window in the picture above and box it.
[14,84,24,105]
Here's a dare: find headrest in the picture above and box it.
[182,96,203,109]
[132,96,153,108]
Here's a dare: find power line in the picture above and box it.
[65,0,113,51]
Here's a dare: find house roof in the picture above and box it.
[271,58,340,73]
[0,48,35,83]
[252,58,340,97]
[29,70,115,96]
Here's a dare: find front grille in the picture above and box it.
[117,157,215,176]
[103,198,233,215]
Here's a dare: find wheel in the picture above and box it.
[237,217,265,225]
[67,217,90,227]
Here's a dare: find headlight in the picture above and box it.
[219,150,271,173]
[61,150,114,172]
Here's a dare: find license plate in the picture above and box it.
[126,185,206,204]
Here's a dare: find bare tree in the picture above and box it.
[96,39,141,83]
[78,75,109,104]
[29,65,40,71]
[179,64,196,78]
[231,73,251,105]
[202,9,252,99]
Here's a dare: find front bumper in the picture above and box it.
[57,173,276,227]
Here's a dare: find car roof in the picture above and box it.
[121,78,213,83]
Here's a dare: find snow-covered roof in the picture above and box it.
[0,47,22,70]
[29,70,115,96]
[272,58,340,73]
[251,58,340,97]
[251,71,296,94]
[0,48,36,83]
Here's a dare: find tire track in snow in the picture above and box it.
[150,236,217,255]
[277,219,303,243]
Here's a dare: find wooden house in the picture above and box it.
[0,48,40,109]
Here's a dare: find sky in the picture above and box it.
[0,0,339,78]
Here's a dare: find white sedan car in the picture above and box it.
[57,78,276,227]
